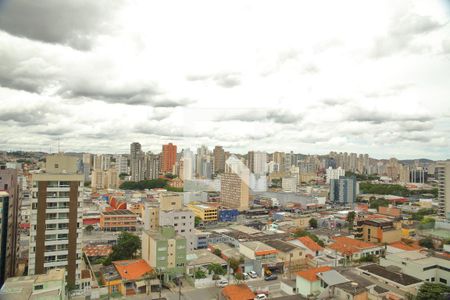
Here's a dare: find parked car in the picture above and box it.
[216,279,229,287]
[254,294,267,300]
[242,272,249,280]
[248,271,258,278]
[264,274,278,281]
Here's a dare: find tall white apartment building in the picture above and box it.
[436,161,450,220]
[29,154,84,288]
[115,154,128,175]
[326,167,346,184]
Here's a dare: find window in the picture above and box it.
[54,164,59,168]
[34,285,44,291]
[440,278,447,284]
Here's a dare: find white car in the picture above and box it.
[248,271,258,278]
[254,294,267,300]
[216,279,229,287]
[243,272,249,280]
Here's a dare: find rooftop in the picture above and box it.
[100,264,121,282]
[317,270,349,286]
[388,241,422,251]
[334,281,367,295]
[83,244,112,257]
[102,209,135,216]
[113,259,154,281]
[240,241,278,256]
[222,284,255,300]
[358,264,422,286]
[264,239,297,253]
[296,266,333,282]
[328,236,379,255]
[297,236,323,251]
[187,249,227,266]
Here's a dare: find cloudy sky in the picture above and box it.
[0,0,449,159]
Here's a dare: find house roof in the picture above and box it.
[388,241,422,251]
[113,259,153,281]
[83,244,112,257]
[241,241,278,256]
[328,236,379,255]
[297,236,323,252]
[317,270,349,286]
[264,240,297,253]
[358,264,421,286]
[296,266,332,282]
[222,284,255,300]
[102,209,135,216]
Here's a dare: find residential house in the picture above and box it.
[100,209,137,231]
[113,259,154,296]
[295,266,332,297]
[362,219,402,244]
[221,284,255,300]
[264,239,307,274]
[327,237,384,263]
[289,236,324,257]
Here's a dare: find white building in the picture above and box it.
[29,154,84,288]
[326,167,345,184]
[115,154,128,175]
[282,177,297,192]
[380,251,450,286]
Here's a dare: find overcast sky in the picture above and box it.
[0,0,449,159]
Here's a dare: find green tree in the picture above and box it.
[103,232,141,265]
[234,272,245,283]
[194,269,207,279]
[347,211,356,230]
[213,248,222,257]
[416,282,450,300]
[293,229,325,247]
[195,216,202,227]
[207,263,226,275]
[119,173,129,180]
[359,254,376,263]
[412,208,436,221]
[419,237,434,249]
[369,198,390,209]
[228,258,240,272]
[309,218,318,229]
[85,225,94,235]
[165,173,177,179]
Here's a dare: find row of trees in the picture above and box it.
[119,178,169,190]
[359,182,410,197]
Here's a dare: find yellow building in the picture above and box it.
[188,203,218,222]
[362,219,402,244]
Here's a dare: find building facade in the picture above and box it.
[161,143,177,174]
[0,166,21,285]
[436,161,450,220]
[141,226,187,281]
[130,142,145,182]
[330,176,357,206]
[29,154,84,287]
[220,173,249,211]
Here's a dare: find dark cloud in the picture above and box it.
[219,109,302,124]
[370,14,444,58]
[186,72,241,88]
[348,109,433,124]
[0,0,123,50]
[0,105,58,126]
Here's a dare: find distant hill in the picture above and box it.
[399,158,435,164]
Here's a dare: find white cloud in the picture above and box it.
[0,0,449,159]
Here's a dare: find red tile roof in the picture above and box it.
[298,236,323,252]
[297,266,333,282]
[389,242,422,251]
[222,284,255,300]
[83,244,112,257]
[113,259,153,281]
[328,236,378,255]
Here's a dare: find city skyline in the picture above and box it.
[1,1,450,159]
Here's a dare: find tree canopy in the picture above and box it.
[293,228,325,247]
[119,178,168,190]
[103,232,141,265]
[416,282,450,300]
[309,218,318,229]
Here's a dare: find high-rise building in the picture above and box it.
[130,142,145,181]
[145,152,160,180]
[161,143,177,174]
[282,177,297,192]
[115,154,128,175]
[247,151,267,176]
[29,154,84,287]
[213,146,225,174]
[436,161,450,220]
[181,149,194,181]
[330,176,357,206]
[325,167,346,184]
[0,166,21,285]
[220,157,249,211]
